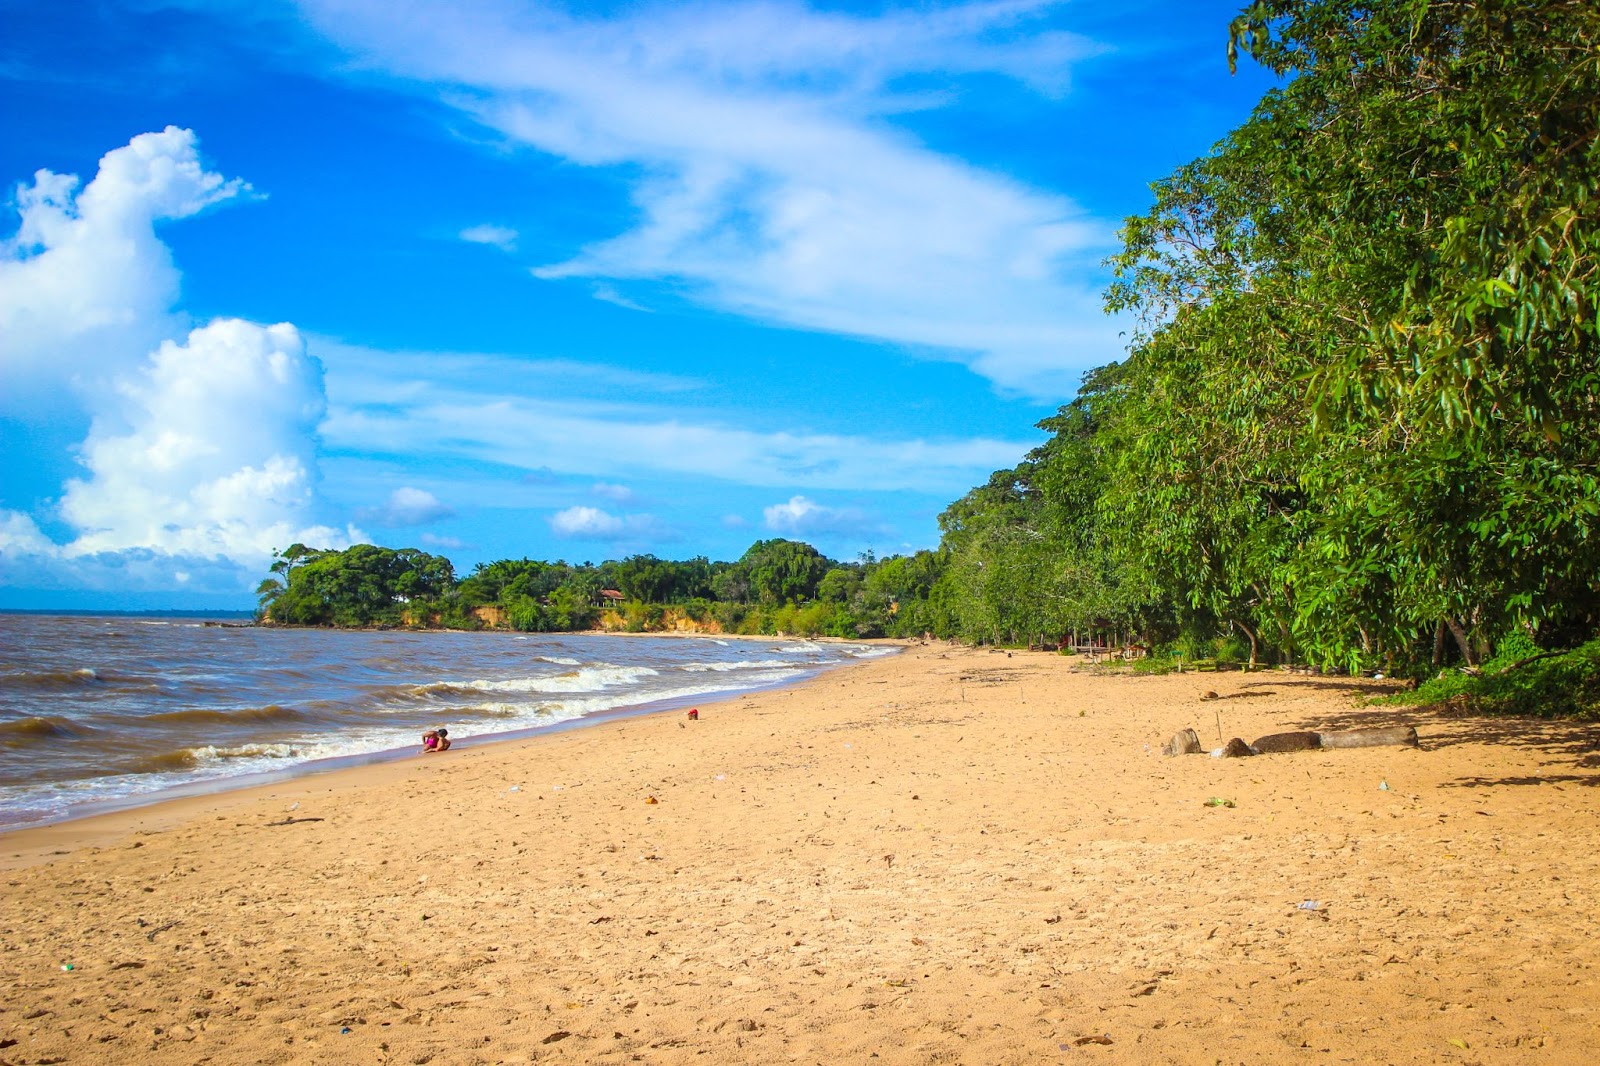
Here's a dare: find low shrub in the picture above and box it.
[1389,636,1600,719]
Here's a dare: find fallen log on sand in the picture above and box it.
[1164,724,1421,757]
[1251,730,1322,754]
[1317,725,1419,749]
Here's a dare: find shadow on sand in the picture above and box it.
[1285,691,1600,789]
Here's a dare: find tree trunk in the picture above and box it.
[1234,619,1260,670]
[1432,619,1448,668]
[1445,616,1479,667]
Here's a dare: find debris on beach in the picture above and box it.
[1251,730,1321,754]
[1162,728,1202,756]
[1319,725,1419,749]
[1165,724,1419,757]
[1203,797,1236,808]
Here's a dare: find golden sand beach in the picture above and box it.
[3,642,1597,1064]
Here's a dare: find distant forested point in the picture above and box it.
[260,0,1600,713]
[255,539,949,639]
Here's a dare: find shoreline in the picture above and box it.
[0,667,832,870]
[4,643,1597,1063]
[1,636,902,839]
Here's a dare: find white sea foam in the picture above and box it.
[191,742,304,763]
[681,659,793,673]
[845,645,897,658]
[466,665,659,694]
[536,655,582,666]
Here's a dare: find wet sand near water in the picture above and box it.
[3,642,1597,1064]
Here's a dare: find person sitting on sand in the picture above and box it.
[421,728,451,754]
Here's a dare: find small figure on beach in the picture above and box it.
[421,727,451,754]
[687,708,699,721]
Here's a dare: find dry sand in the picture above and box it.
[3,642,1598,1065]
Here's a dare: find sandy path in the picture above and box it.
[2,643,1597,1064]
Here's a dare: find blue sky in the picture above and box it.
[0,0,1278,609]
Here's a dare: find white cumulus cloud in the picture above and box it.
[0,131,354,595]
[58,318,355,560]
[550,505,625,538]
[762,494,873,536]
[0,512,55,555]
[0,126,252,407]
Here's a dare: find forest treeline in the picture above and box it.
[934,0,1600,681]
[256,538,950,639]
[261,0,1599,702]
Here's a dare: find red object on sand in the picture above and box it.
[687,709,699,720]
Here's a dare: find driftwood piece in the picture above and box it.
[1317,725,1419,749]
[1167,723,1420,756]
[1251,730,1322,754]
[1163,728,1203,757]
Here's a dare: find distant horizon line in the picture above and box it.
[0,608,256,618]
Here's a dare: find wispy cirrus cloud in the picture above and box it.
[591,482,634,502]
[313,339,1030,496]
[295,0,1124,398]
[459,223,517,250]
[359,486,455,527]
